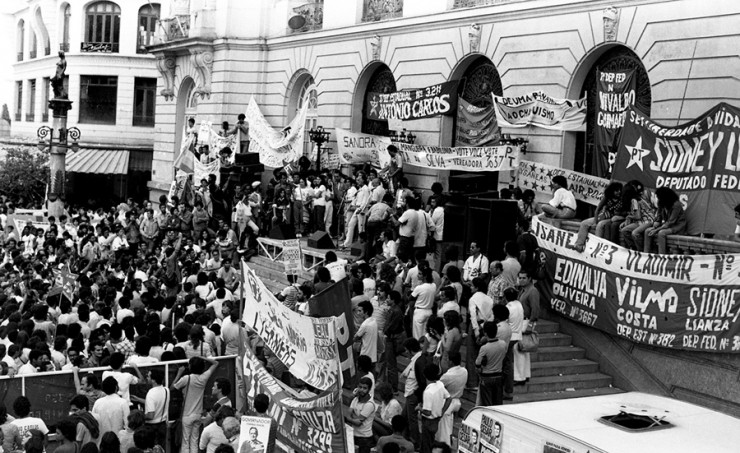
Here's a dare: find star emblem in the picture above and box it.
[546,170,553,177]
[529,163,537,172]
[625,137,651,171]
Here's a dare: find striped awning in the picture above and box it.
[66,149,130,174]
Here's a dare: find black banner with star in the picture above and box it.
[613,103,740,235]
[517,160,609,206]
[595,69,636,176]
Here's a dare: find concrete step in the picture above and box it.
[517,372,613,393]
[532,319,560,334]
[531,345,586,362]
[538,332,572,348]
[531,358,599,377]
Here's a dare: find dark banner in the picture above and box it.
[533,216,740,353]
[243,347,347,453]
[613,103,740,235]
[595,69,636,175]
[308,278,356,384]
[455,98,500,147]
[0,357,237,428]
[366,81,459,121]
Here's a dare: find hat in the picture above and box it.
[251,181,261,188]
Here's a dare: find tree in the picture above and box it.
[1,104,10,125]
[0,146,49,206]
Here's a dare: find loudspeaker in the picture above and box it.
[269,224,296,240]
[235,153,261,166]
[465,198,518,262]
[308,231,335,249]
[350,241,363,257]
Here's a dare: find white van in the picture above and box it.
[458,392,740,453]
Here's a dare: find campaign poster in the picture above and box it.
[458,421,481,453]
[479,414,503,453]
[238,416,273,453]
[281,239,302,275]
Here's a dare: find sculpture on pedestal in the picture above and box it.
[50,51,68,99]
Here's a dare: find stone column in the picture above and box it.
[47,98,73,218]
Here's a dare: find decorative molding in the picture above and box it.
[370,34,382,61]
[468,23,481,53]
[603,6,620,42]
[190,47,214,99]
[155,54,177,101]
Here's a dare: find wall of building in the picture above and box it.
[8,0,159,148]
[150,0,740,200]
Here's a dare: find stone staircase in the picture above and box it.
[246,252,622,434]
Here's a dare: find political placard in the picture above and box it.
[396,143,519,172]
[492,91,586,131]
[517,160,610,206]
[366,81,459,121]
[594,69,636,175]
[238,416,272,453]
[335,129,392,166]
[282,239,302,275]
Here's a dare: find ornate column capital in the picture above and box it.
[155,53,177,101]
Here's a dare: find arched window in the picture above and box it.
[61,4,71,52]
[138,3,160,53]
[17,20,25,61]
[83,1,121,53]
[29,31,37,59]
[361,65,396,136]
[295,76,318,156]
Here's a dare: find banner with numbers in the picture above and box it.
[241,263,338,389]
[517,160,609,206]
[396,143,519,172]
[533,216,740,353]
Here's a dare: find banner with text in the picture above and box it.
[397,143,519,172]
[246,95,310,168]
[533,216,740,353]
[241,263,338,390]
[517,160,609,206]
[194,158,220,186]
[282,239,303,275]
[613,103,740,235]
[335,128,392,166]
[492,91,586,131]
[595,69,636,175]
[455,98,500,147]
[243,347,347,453]
[366,81,459,121]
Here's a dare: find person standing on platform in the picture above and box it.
[227,113,250,154]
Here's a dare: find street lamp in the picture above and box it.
[37,125,81,153]
[389,128,416,144]
[308,125,331,172]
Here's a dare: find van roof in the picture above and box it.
[465,392,740,453]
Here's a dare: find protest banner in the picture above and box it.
[366,81,459,121]
[307,278,356,383]
[246,95,310,168]
[241,263,338,389]
[282,239,302,275]
[594,69,636,175]
[194,158,220,186]
[238,416,273,453]
[396,143,519,172]
[492,91,586,131]
[335,128,392,166]
[243,347,347,453]
[516,160,609,206]
[11,217,50,234]
[456,98,500,147]
[613,103,740,235]
[533,216,740,353]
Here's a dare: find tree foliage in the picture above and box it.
[0,146,49,206]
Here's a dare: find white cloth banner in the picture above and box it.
[492,91,586,131]
[335,128,392,166]
[241,263,338,390]
[397,143,520,172]
[246,94,311,168]
[209,132,237,164]
[194,158,220,185]
[517,160,609,206]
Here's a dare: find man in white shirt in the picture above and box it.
[466,277,494,389]
[505,287,525,399]
[344,377,377,452]
[102,352,142,404]
[420,364,451,453]
[199,406,232,453]
[145,369,170,448]
[463,241,490,283]
[410,268,437,340]
[17,349,48,375]
[10,396,49,445]
[438,352,467,445]
[324,251,347,282]
[92,377,130,435]
[430,196,445,271]
[343,174,371,249]
[541,175,577,219]
[354,301,378,365]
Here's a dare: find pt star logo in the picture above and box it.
[625,137,651,171]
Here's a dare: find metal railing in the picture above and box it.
[257,237,326,272]
[80,41,119,53]
[159,15,191,42]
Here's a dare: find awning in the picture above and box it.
[66,149,130,174]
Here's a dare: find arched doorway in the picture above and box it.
[448,55,503,193]
[174,77,196,157]
[360,64,396,137]
[287,72,318,156]
[569,45,651,177]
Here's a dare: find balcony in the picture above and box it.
[159,15,191,42]
[362,0,403,22]
[42,112,49,122]
[137,30,157,53]
[60,42,70,52]
[287,2,323,34]
[81,42,119,53]
[453,0,520,7]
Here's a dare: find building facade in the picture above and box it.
[148,0,740,203]
[6,0,158,202]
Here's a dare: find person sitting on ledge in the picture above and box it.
[641,187,687,254]
[540,175,576,219]
[569,182,623,252]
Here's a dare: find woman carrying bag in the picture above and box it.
[171,356,220,453]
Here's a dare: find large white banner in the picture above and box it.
[397,143,520,172]
[517,160,609,206]
[194,158,220,185]
[246,95,310,168]
[492,91,586,131]
[335,128,392,166]
[241,263,338,390]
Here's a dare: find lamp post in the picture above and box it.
[309,125,331,172]
[37,101,79,218]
